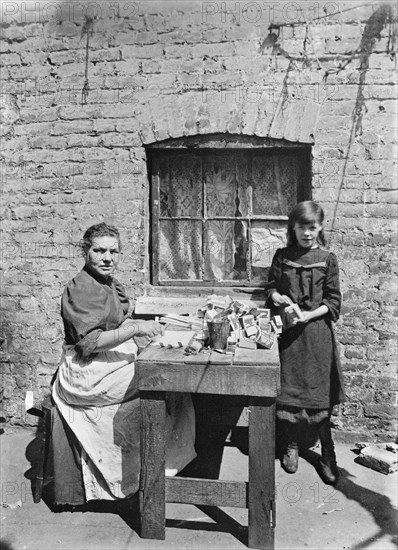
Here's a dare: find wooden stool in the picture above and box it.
[25,393,53,503]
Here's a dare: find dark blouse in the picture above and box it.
[265,246,341,321]
[265,246,345,409]
[61,266,130,357]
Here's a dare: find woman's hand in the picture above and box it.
[136,320,163,338]
[94,320,163,352]
[120,319,163,339]
[271,292,293,307]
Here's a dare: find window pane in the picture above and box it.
[250,219,287,271]
[204,155,236,217]
[251,152,298,216]
[160,154,202,217]
[236,155,250,217]
[204,220,235,281]
[159,219,202,281]
[232,220,249,281]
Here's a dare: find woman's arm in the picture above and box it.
[93,319,162,353]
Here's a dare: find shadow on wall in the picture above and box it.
[259,3,397,233]
[328,2,397,230]
[0,387,5,435]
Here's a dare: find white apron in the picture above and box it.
[52,340,196,501]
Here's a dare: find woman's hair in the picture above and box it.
[287,201,327,246]
[80,223,121,255]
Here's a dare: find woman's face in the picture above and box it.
[85,236,120,279]
[293,221,322,249]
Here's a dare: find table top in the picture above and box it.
[137,345,280,397]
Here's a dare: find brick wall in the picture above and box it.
[1,0,397,439]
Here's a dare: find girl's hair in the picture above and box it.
[287,201,327,246]
[80,223,121,255]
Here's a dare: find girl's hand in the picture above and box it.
[271,292,293,307]
[291,311,312,325]
[291,305,328,326]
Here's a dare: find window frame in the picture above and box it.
[146,136,312,288]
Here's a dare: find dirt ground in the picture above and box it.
[0,429,397,550]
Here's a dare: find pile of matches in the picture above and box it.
[158,295,286,354]
[198,295,283,350]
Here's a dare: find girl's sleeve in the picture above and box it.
[321,252,341,322]
[264,249,283,307]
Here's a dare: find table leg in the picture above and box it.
[139,391,166,540]
[248,397,276,550]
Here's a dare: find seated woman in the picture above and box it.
[51,222,196,504]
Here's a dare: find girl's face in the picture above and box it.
[85,236,120,279]
[293,221,323,249]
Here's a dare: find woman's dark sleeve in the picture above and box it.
[264,249,283,308]
[62,283,105,357]
[321,252,341,322]
[112,278,130,316]
[62,273,130,358]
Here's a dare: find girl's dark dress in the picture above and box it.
[266,246,345,415]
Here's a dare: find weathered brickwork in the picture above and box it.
[1,0,397,438]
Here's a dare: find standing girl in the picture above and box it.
[265,201,345,485]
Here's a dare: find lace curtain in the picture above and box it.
[156,151,302,283]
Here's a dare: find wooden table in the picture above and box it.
[137,345,280,550]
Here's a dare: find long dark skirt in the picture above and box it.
[277,318,345,409]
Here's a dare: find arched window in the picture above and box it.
[146,135,311,287]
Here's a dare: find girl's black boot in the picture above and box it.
[317,417,339,485]
[279,421,299,474]
[282,442,299,473]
